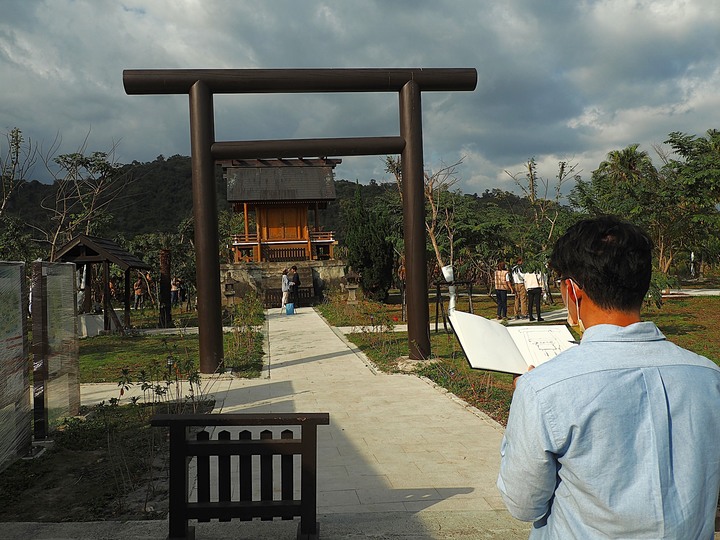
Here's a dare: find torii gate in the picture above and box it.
[123,68,477,373]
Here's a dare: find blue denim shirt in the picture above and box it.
[497,322,720,539]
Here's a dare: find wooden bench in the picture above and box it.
[151,412,330,540]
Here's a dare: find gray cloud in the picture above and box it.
[1,0,718,196]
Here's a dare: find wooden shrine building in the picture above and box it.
[222,158,339,263]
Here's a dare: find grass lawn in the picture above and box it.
[647,296,720,365]
[80,294,265,383]
[80,333,199,383]
[79,331,264,383]
[81,291,720,423]
[318,286,542,327]
[328,292,720,426]
[112,304,200,329]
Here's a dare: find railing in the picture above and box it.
[262,246,308,262]
[231,234,336,262]
[232,231,335,244]
[231,233,259,244]
[152,412,330,540]
[309,231,335,241]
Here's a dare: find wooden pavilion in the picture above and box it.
[222,158,338,263]
[53,234,151,333]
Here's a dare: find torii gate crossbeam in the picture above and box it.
[124,68,477,373]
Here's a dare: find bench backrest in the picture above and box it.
[151,412,330,539]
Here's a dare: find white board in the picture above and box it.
[448,308,576,375]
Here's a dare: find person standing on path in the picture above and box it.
[133,275,145,310]
[280,268,290,313]
[524,268,544,322]
[497,215,720,538]
[290,265,301,309]
[511,258,527,319]
[170,277,180,307]
[494,261,513,320]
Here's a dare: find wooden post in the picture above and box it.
[31,262,49,440]
[103,261,111,332]
[256,207,262,262]
[243,202,249,240]
[189,80,223,373]
[159,249,172,328]
[400,80,430,359]
[124,269,131,328]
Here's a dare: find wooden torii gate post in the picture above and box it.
[124,68,477,373]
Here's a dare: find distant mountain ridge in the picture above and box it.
[4,154,390,242]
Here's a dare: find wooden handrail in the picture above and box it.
[231,235,335,244]
[309,231,335,241]
[232,233,335,244]
[231,233,259,244]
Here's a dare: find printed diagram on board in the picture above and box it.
[508,326,576,366]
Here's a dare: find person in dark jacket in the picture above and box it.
[290,265,301,308]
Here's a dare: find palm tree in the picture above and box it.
[595,144,656,186]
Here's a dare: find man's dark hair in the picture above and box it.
[549,216,653,311]
[291,265,297,271]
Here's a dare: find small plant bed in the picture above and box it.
[318,286,564,328]
[0,400,214,522]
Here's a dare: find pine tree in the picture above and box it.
[342,185,394,300]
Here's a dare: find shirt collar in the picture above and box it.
[580,321,666,343]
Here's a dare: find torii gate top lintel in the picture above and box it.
[123,68,477,95]
[124,67,477,373]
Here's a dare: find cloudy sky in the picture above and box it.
[2,0,719,196]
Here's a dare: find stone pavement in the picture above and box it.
[6,306,530,540]
[210,307,529,538]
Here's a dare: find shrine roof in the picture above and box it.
[224,158,338,203]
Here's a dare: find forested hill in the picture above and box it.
[111,155,205,235]
[5,154,529,246]
[6,155,227,238]
[5,155,416,240]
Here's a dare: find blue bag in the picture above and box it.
[285,303,295,315]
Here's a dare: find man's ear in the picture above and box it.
[567,279,583,302]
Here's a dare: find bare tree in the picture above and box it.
[31,133,134,260]
[505,157,580,254]
[385,156,464,272]
[0,128,37,219]
[424,160,462,270]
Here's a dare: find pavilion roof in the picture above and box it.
[53,234,151,271]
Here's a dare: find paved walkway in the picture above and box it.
[7,307,530,539]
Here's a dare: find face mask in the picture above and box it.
[565,279,585,334]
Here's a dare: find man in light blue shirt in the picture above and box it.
[497,216,720,539]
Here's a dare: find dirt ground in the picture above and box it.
[0,402,212,522]
[0,446,168,522]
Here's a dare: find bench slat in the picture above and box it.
[151,412,329,427]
